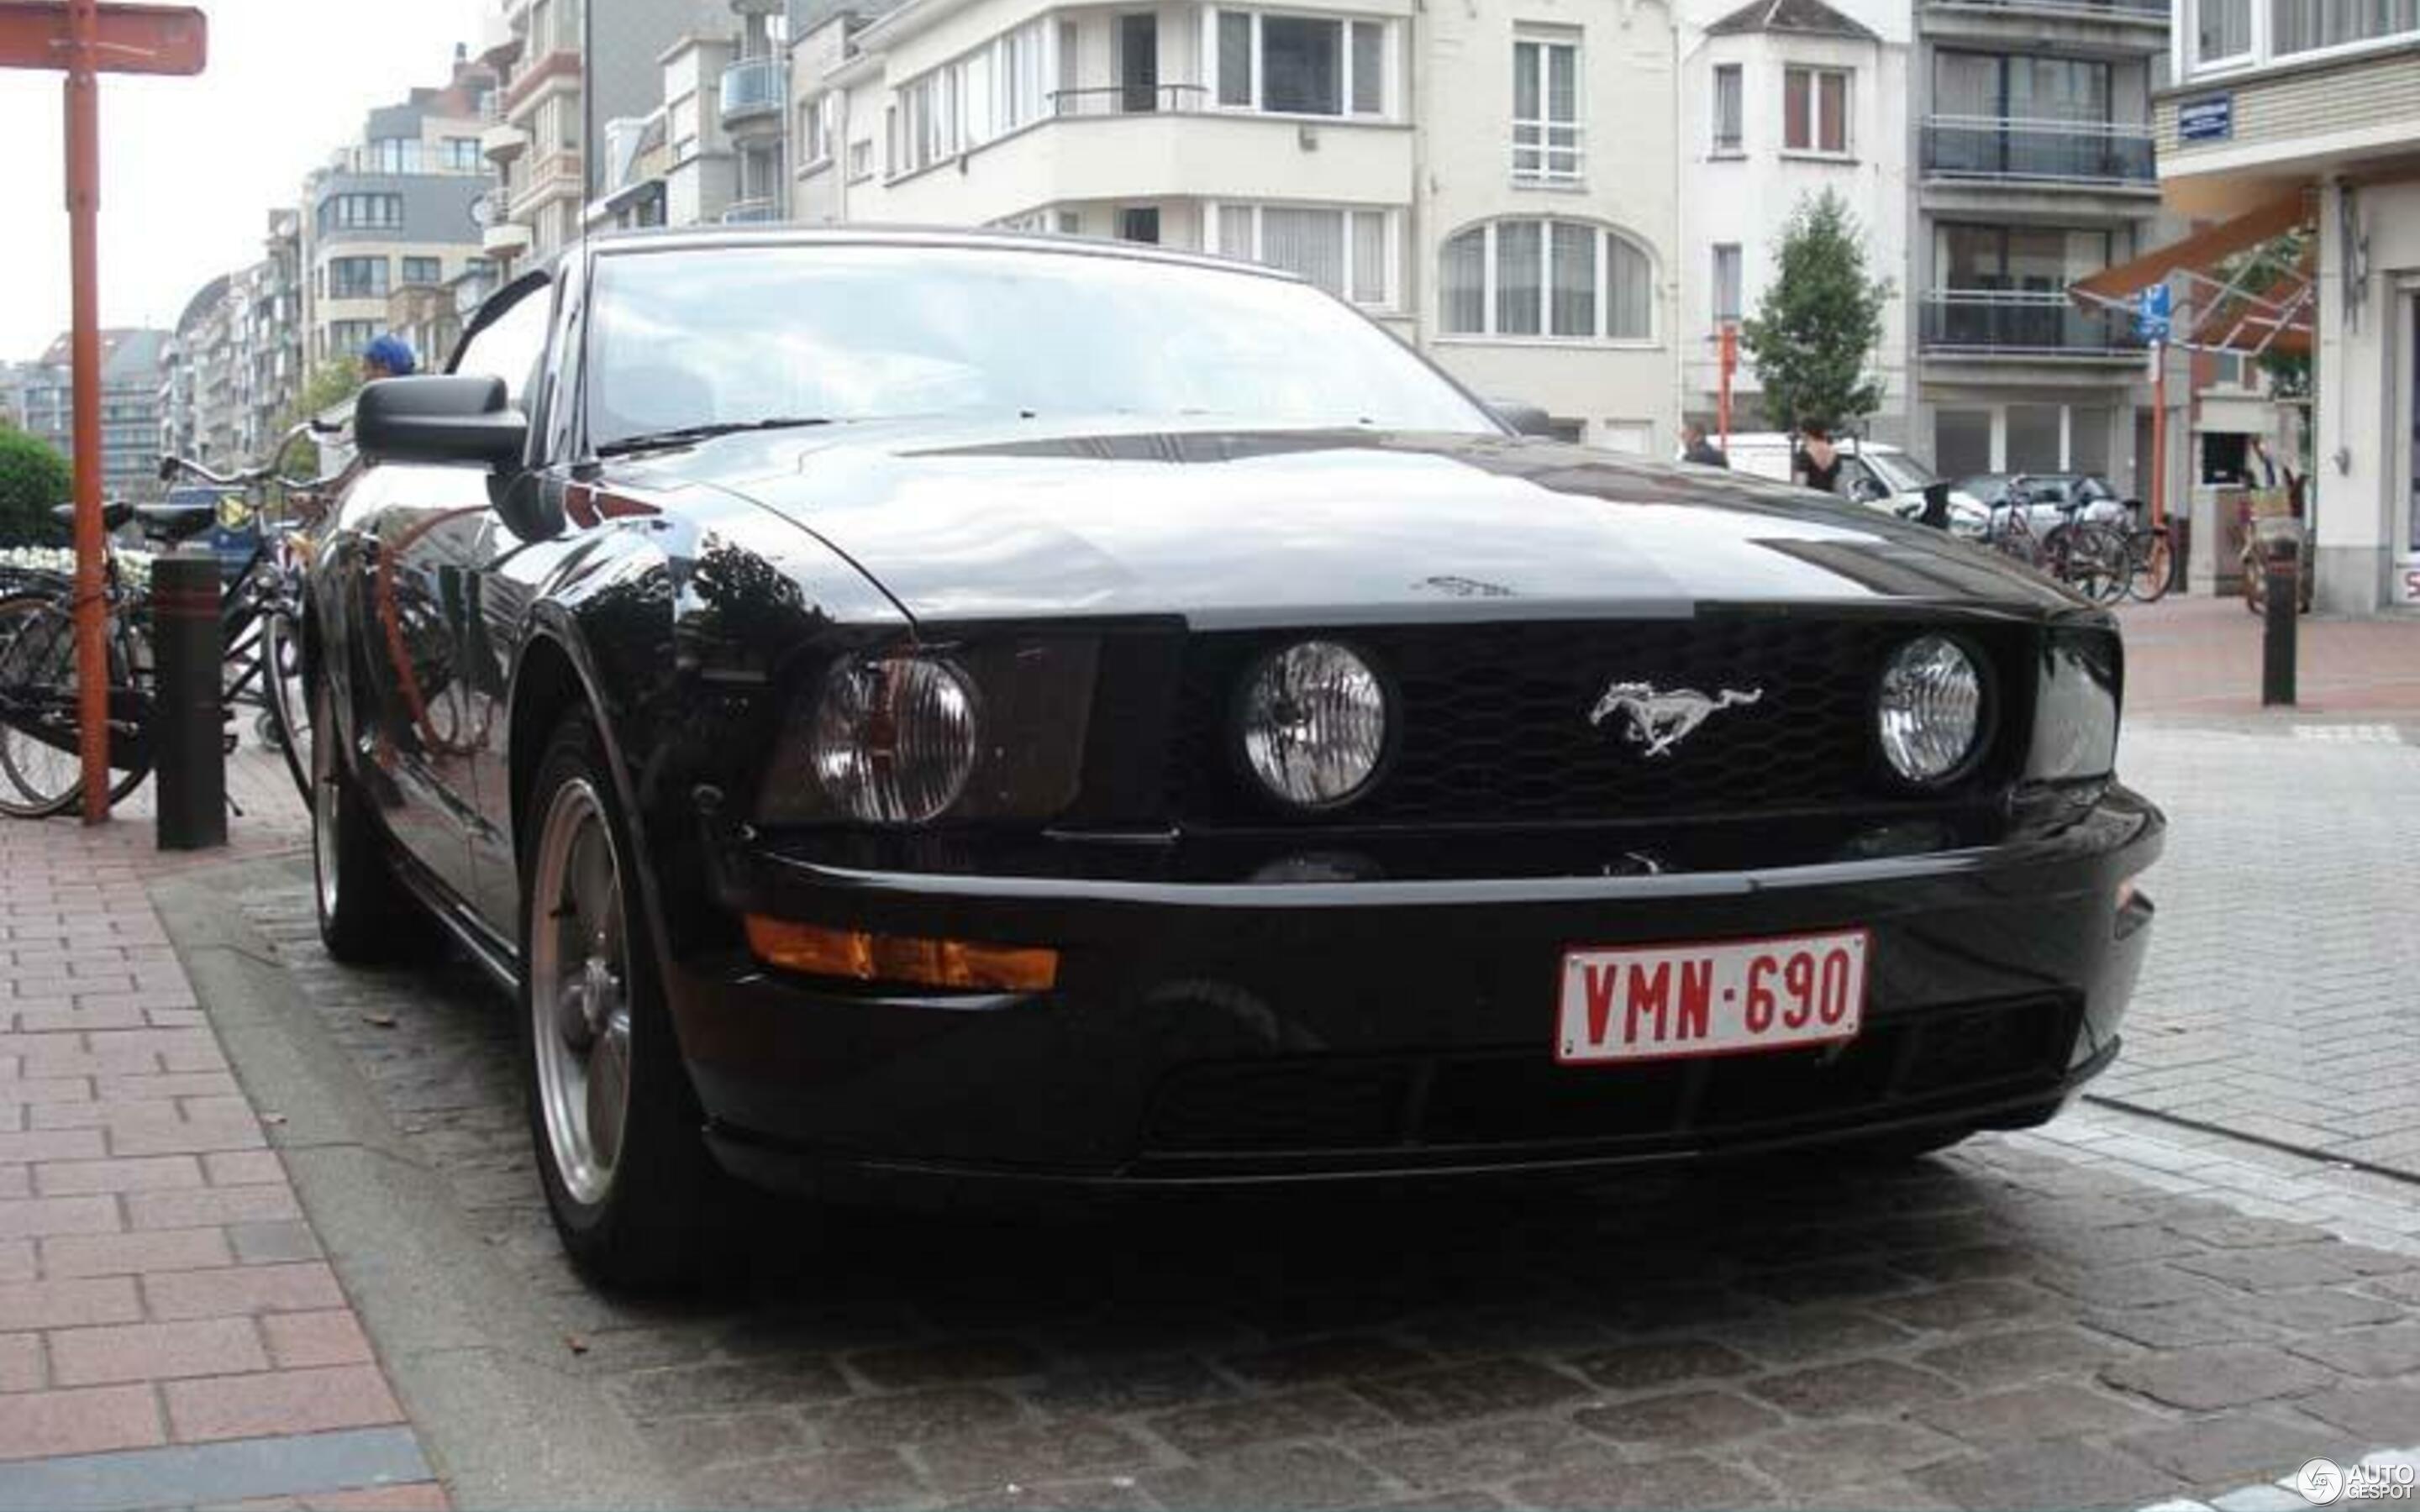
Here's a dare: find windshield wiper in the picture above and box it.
[594,417,834,457]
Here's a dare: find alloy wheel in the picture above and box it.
[529,779,633,1208]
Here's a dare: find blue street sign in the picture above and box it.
[2179,96,2233,142]
[2134,284,2171,343]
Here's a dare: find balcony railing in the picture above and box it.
[1919,291,2144,355]
[1924,0,2165,17]
[1046,83,1209,116]
[1922,118,2156,186]
[721,197,783,224]
[719,55,787,127]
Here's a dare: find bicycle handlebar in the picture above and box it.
[156,417,345,492]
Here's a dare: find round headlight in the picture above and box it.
[809,654,977,823]
[1877,634,1985,785]
[1239,641,1388,809]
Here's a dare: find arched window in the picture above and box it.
[1439,220,1655,341]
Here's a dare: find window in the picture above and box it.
[402,257,443,286]
[444,138,481,171]
[1782,66,1849,154]
[2197,0,2252,61]
[317,193,403,233]
[1208,9,1388,117]
[1118,207,1160,244]
[1211,202,1392,307]
[1439,219,1655,341]
[1934,51,2110,123]
[1512,37,1581,185]
[326,320,377,360]
[1712,63,1742,152]
[2272,0,2418,55]
[888,20,1051,176]
[1712,244,1742,324]
[451,281,552,414]
[327,257,390,299]
[1055,209,1082,234]
[802,93,834,165]
[848,139,873,182]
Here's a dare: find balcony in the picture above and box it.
[719,55,786,139]
[721,197,784,224]
[481,122,529,165]
[1922,118,2156,186]
[1919,291,2144,359]
[1920,0,2168,50]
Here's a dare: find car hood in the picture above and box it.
[634,419,2081,627]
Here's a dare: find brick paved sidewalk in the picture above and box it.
[0,765,445,1510]
[2121,594,2420,718]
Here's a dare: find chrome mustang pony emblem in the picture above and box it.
[1588,681,1764,759]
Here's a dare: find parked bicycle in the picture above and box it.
[0,422,338,818]
[2115,509,2174,604]
[1979,476,2128,603]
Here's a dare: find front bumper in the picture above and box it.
[669,787,2162,1199]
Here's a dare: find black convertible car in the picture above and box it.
[310,228,2160,1286]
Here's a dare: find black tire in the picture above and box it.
[519,711,732,1291]
[260,610,311,804]
[309,675,433,963]
[0,593,149,819]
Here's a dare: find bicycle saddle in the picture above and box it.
[131,501,220,544]
[49,501,136,533]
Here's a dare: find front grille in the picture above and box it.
[1169,619,2022,827]
[1139,995,2077,1160]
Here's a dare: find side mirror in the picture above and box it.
[355,375,527,470]
[1486,399,1560,438]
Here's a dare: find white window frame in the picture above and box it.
[1202,8,1392,119]
[1206,201,1397,310]
[1712,243,1743,325]
[1781,65,1853,158]
[1511,34,1582,187]
[1437,219,1657,344]
[2191,0,2257,72]
[2263,0,2419,66]
[847,137,874,183]
[1711,62,1744,155]
[801,92,836,169]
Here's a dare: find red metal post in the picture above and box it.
[2149,339,2167,531]
[66,0,109,824]
[1718,324,1737,454]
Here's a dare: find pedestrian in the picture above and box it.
[1679,421,1729,469]
[360,333,418,381]
[1793,421,1844,494]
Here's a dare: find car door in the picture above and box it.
[347,279,556,914]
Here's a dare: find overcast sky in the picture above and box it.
[0,0,492,361]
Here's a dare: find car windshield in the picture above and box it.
[584,243,1497,447]
[1859,451,1939,493]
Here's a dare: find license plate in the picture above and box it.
[1555,929,1869,1065]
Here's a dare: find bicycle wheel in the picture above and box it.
[2067,523,2130,604]
[260,608,311,803]
[2128,530,2174,603]
[0,595,150,819]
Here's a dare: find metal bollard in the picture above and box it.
[2261,543,2297,708]
[151,550,225,849]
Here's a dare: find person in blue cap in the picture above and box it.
[360,333,418,381]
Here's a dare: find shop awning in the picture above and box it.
[2070,190,2309,302]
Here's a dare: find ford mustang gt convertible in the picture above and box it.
[308,228,2160,1287]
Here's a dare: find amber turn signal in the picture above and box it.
[744,916,1059,992]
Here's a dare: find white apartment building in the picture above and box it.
[481,0,755,265]
[2152,0,2420,614]
[1675,0,1911,442]
[786,0,1683,449]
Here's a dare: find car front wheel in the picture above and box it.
[521,711,730,1290]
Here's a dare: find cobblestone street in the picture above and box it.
[5,618,2419,1509]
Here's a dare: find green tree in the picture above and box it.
[1741,189,1893,435]
[274,363,364,479]
[0,429,72,549]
